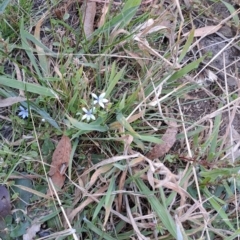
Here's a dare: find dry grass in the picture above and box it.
[0,0,240,239]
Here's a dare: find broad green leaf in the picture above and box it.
[0,76,57,97]
[67,116,108,132]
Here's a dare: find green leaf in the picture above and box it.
[67,116,108,132]
[208,104,222,161]
[0,76,57,97]
[0,0,10,14]
[225,229,240,240]
[138,134,163,144]
[134,178,177,238]
[221,1,239,26]
[169,56,205,82]
[92,0,141,36]
[92,195,106,220]
[178,29,195,63]
[203,188,234,231]
[105,64,125,97]
[83,218,116,240]
[20,19,42,78]
[117,112,138,136]
[117,113,162,144]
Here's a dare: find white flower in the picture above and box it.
[82,107,96,122]
[18,106,28,119]
[92,92,108,108]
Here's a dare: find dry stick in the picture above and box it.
[48,178,78,240]
[194,37,236,81]
[123,137,144,222]
[31,110,78,239]
[124,195,148,240]
[30,109,51,197]
[192,8,240,80]
[188,8,240,53]
[67,176,150,228]
[177,97,211,239]
[223,53,236,163]
[223,54,240,236]
[80,153,139,177]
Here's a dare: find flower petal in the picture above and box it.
[102,99,108,103]
[90,114,96,120]
[99,102,105,108]
[99,92,106,98]
[91,93,98,99]
[82,107,88,113]
[93,100,98,105]
[82,115,87,120]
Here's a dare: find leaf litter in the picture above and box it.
[47,135,71,195]
[3,0,240,239]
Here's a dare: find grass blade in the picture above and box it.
[134,178,177,238]
[0,76,57,97]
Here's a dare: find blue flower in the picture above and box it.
[81,107,96,122]
[18,106,28,119]
[92,93,108,108]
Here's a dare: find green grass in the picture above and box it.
[0,0,240,239]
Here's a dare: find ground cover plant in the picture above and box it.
[0,0,240,239]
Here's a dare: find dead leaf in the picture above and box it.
[146,120,178,159]
[118,169,127,212]
[83,1,96,38]
[98,3,109,28]
[88,165,112,189]
[0,186,11,218]
[48,135,71,195]
[0,97,26,107]
[23,223,41,240]
[68,185,108,223]
[183,25,222,37]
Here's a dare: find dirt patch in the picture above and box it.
[181,0,240,135]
